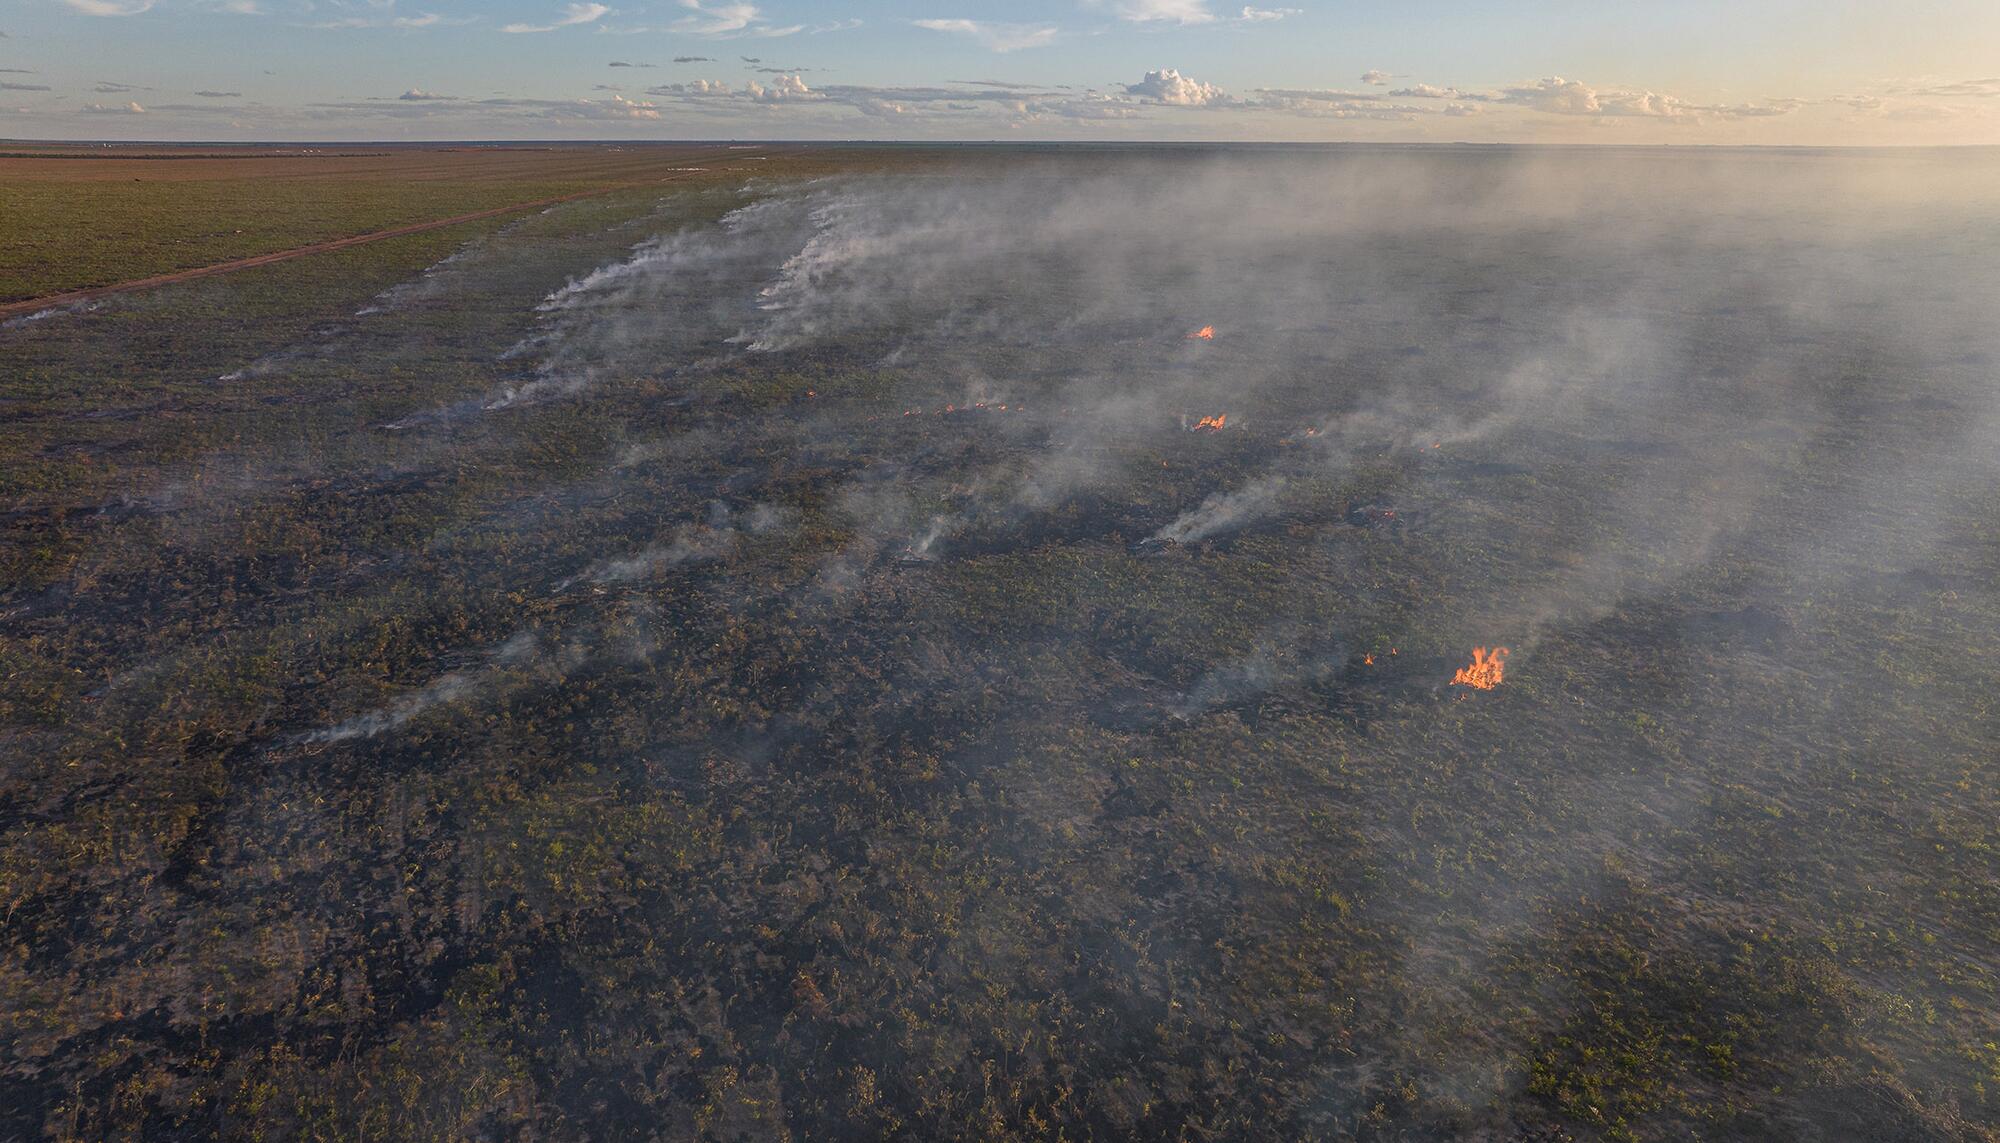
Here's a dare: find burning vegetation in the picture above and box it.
[1451,646,1510,690]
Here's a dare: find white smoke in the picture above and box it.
[1151,474,1288,545]
[558,500,792,590]
[303,631,541,743]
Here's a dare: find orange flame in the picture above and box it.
[1189,325,1215,340]
[1191,414,1227,432]
[1451,647,1509,690]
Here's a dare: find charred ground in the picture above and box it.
[1,144,1998,1141]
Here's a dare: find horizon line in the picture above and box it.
[6,137,2000,152]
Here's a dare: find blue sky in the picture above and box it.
[3,0,1998,142]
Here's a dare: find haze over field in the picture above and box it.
[2,141,1998,1139]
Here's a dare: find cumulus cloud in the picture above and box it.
[913,18,1058,53]
[1496,76,1603,115]
[502,2,610,33]
[747,73,813,102]
[1361,69,1391,85]
[1124,68,1227,106]
[1238,6,1298,20]
[82,100,146,113]
[398,88,454,101]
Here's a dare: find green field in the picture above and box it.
[0,144,862,302]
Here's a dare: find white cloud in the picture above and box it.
[1124,67,1226,106]
[310,5,457,30]
[675,0,760,35]
[62,0,154,13]
[651,77,733,95]
[1495,76,1795,120]
[913,18,1057,53]
[501,2,610,34]
[1015,94,1142,121]
[399,88,455,101]
[1238,6,1298,21]
[747,73,813,102]
[1108,0,1214,25]
[1497,76,1602,115]
[1360,69,1391,86]
[1253,88,1423,120]
[555,93,658,118]
[82,100,146,113]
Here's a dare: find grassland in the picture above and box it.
[0,143,888,302]
[1,144,1996,1142]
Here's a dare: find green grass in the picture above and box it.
[0,177,593,301]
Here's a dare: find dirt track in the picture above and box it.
[0,183,644,320]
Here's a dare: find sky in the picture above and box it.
[3,0,1999,144]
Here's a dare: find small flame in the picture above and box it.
[1451,647,1509,691]
[1362,653,1375,666]
[1189,325,1215,340]
[1191,414,1227,432]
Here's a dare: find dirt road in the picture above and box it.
[0,183,644,320]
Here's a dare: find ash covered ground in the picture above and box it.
[3,146,1999,1140]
